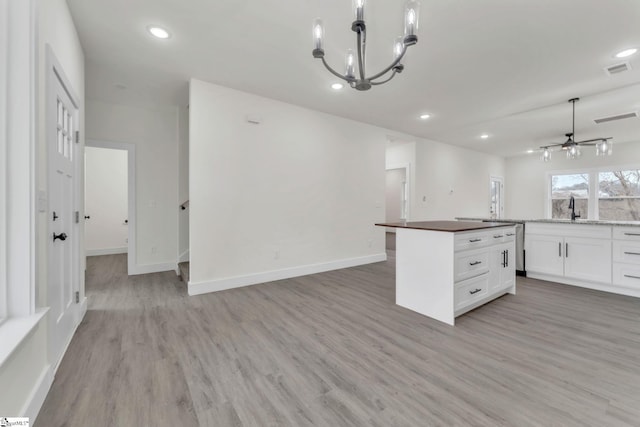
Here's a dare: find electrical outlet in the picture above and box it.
[274,250,280,260]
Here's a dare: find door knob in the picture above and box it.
[53,232,67,242]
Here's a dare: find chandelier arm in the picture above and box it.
[367,45,408,81]
[370,70,398,85]
[321,57,352,82]
[356,30,366,81]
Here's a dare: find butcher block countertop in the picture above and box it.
[375,220,516,232]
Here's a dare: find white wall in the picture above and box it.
[413,138,505,220]
[85,146,128,254]
[0,0,85,419]
[86,101,179,272]
[189,79,387,294]
[505,141,640,219]
[177,105,189,262]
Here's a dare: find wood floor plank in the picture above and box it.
[36,253,640,426]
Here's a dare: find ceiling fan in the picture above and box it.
[540,98,613,161]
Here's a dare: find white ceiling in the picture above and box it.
[67,0,640,157]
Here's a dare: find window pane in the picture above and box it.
[550,173,589,219]
[551,174,589,198]
[552,198,588,219]
[599,170,640,198]
[599,198,640,221]
[598,170,640,221]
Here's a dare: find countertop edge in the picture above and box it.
[455,217,640,228]
[376,221,517,233]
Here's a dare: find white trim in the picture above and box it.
[178,249,189,263]
[0,308,47,368]
[489,175,504,219]
[4,0,37,318]
[188,253,387,296]
[129,262,178,276]
[86,247,127,256]
[22,363,53,422]
[86,139,137,275]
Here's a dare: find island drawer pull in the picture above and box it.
[624,251,640,256]
[469,288,482,295]
[624,274,640,280]
[469,261,482,266]
[469,238,482,243]
[493,235,504,239]
[624,233,640,236]
[506,233,515,236]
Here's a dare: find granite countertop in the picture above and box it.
[375,220,516,233]
[455,217,640,228]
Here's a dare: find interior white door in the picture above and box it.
[490,176,504,219]
[48,65,80,368]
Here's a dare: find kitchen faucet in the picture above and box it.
[568,196,581,221]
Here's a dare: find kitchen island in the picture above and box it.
[376,221,516,325]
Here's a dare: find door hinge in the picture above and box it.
[75,211,80,223]
[75,291,80,303]
[75,130,80,144]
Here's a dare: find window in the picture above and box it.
[599,170,640,221]
[550,173,589,219]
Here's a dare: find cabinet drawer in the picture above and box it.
[489,227,516,244]
[454,231,490,251]
[613,241,640,264]
[613,227,640,242]
[455,273,489,311]
[454,248,489,282]
[613,263,640,290]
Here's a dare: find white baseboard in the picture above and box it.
[527,272,640,298]
[22,363,53,423]
[188,253,387,296]
[86,247,127,256]
[129,262,178,276]
[178,249,189,263]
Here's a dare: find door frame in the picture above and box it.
[85,139,137,275]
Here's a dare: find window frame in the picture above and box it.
[546,164,640,221]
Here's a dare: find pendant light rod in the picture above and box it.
[313,0,420,91]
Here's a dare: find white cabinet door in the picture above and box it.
[489,243,515,292]
[526,234,564,276]
[564,237,612,284]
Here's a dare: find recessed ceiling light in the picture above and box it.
[615,48,637,58]
[331,83,344,90]
[148,26,171,39]
[419,114,431,120]
[480,134,489,139]
[526,149,534,154]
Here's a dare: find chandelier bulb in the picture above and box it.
[404,0,420,38]
[312,19,324,51]
[353,0,365,21]
[394,36,404,59]
[345,49,356,79]
[541,147,551,162]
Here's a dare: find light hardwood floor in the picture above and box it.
[36,252,640,426]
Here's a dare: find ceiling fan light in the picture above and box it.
[596,139,613,156]
[566,144,581,160]
[541,147,551,162]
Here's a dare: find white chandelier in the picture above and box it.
[312,0,421,91]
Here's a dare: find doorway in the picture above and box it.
[385,166,409,251]
[490,175,504,219]
[85,147,128,256]
[85,139,136,275]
